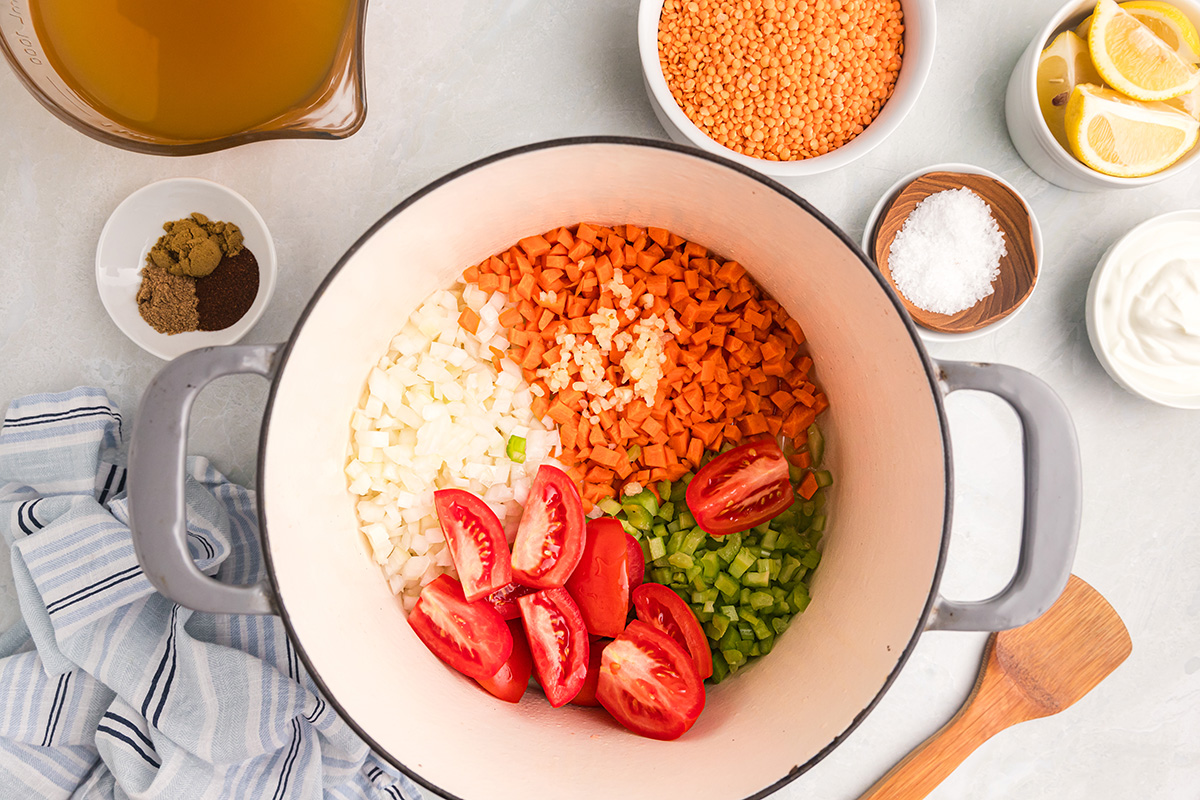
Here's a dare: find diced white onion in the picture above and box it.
[346,284,562,607]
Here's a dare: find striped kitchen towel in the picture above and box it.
[0,388,425,800]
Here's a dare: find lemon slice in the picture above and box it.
[1121,1,1200,63]
[1089,0,1200,100]
[1076,14,1096,39]
[1065,83,1200,175]
[1039,31,1106,149]
[1077,2,1200,63]
[1166,83,1200,118]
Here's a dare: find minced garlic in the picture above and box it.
[535,262,674,415]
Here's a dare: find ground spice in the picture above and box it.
[196,248,259,331]
[149,213,245,278]
[136,263,200,334]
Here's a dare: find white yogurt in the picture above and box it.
[1091,212,1200,405]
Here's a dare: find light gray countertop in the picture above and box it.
[1,1,1197,797]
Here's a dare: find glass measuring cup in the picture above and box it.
[0,0,368,156]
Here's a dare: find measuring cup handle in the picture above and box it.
[128,344,280,616]
[925,360,1081,632]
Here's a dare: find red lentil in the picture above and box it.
[658,0,904,161]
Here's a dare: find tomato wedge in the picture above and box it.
[434,489,512,601]
[484,581,537,621]
[510,465,586,588]
[685,437,792,536]
[565,518,630,638]
[568,640,607,707]
[596,621,705,741]
[632,583,714,679]
[625,532,645,592]
[518,588,589,707]
[476,620,533,704]
[409,575,513,681]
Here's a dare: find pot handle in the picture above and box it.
[925,360,1081,632]
[128,344,281,616]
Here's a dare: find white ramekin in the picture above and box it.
[1005,0,1200,192]
[637,0,937,177]
[1086,208,1200,407]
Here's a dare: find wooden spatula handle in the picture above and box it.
[857,698,1006,800]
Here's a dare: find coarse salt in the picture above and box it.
[887,188,1007,316]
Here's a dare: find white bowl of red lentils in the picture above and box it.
[639,0,936,176]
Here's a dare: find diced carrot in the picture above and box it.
[586,465,615,484]
[642,417,666,440]
[521,338,545,369]
[685,437,704,465]
[531,393,550,420]
[559,386,584,409]
[518,235,551,259]
[789,450,813,469]
[590,447,623,470]
[741,414,769,436]
[643,444,668,469]
[766,415,783,437]
[797,472,819,500]
[496,307,521,328]
[575,223,599,244]
[538,268,564,289]
[782,406,818,438]
[478,273,500,293]
[567,240,593,262]
[646,274,670,297]
[770,390,797,413]
[457,307,481,335]
[547,399,574,425]
[668,432,688,458]
[515,272,536,300]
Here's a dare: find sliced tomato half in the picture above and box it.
[596,621,705,741]
[434,488,512,602]
[518,588,589,707]
[409,574,513,681]
[476,620,533,704]
[484,581,537,621]
[632,583,714,679]
[565,518,630,638]
[510,465,586,588]
[625,532,645,592]
[685,438,792,536]
[568,640,607,708]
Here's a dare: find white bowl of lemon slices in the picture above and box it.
[1006,0,1200,190]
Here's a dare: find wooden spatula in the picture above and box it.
[859,574,1132,800]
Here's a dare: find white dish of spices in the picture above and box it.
[862,163,1042,343]
[96,177,277,360]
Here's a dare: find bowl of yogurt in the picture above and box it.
[1087,209,1200,408]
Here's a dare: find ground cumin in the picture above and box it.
[136,263,200,334]
[148,213,245,278]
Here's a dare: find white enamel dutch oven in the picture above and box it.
[127,138,1081,800]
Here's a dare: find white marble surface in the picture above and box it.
[1,0,1198,797]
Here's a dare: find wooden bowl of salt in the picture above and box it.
[870,170,1039,336]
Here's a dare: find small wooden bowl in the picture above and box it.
[869,170,1039,335]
